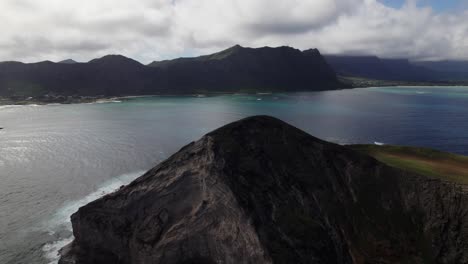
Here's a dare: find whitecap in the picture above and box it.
[96,100,122,104]
[42,237,74,264]
[0,104,24,110]
[42,170,145,263]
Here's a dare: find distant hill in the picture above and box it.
[324,55,468,82]
[0,55,163,96]
[413,60,468,73]
[0,46,342,98]
[323,55,438,81]
[412,60,468,80]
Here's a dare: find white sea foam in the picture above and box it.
[42,237,74,264]
[0,104,25,110]
[42,170,145,264]
[96,99,122,104]
[0,103,45,110]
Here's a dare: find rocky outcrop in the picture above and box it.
[60,116,468,264]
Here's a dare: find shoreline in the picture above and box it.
[2,85,468,107]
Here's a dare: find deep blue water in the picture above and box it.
[1,86,468,263]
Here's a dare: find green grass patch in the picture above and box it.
[350,144,468,185]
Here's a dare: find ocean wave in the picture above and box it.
[0,104,26,110]
[42,170,145,264]
[0,104,43,110]
[95,99,122,104]
[42,237,74,264]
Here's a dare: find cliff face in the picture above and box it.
[148,45,340,93]
[60,116,468,264]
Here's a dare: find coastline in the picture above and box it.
[339,75,468,88]
[2,84,468,107]
[0,95,127,106]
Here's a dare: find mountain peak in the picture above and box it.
[303,48,321,56]
[58,59,78,64]
[88,54,142,66]
[230,44,243,49]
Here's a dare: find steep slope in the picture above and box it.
[149,45,341,92]
[324,55,438,81]
[60,116,468,264]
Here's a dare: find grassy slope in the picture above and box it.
[350,144,468,185]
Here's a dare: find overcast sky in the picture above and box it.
[1,0,468,63]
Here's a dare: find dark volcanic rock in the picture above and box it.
[60,116,468,264]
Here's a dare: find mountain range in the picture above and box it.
[2,46,468,100]
[0,45,341,98]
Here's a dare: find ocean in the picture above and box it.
[1,86,468,263]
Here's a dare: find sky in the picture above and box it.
[0,0,468,63]
[382,0,454,10]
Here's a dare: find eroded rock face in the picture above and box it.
[60,116,468,264]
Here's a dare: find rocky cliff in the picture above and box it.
[149,45,340,93]
[60,116,468,264]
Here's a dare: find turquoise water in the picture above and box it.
[1,86,468,263]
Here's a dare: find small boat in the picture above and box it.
[374,141,384,146]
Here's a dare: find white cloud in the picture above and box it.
[0,0,467,63]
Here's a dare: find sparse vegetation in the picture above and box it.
[350,144,468,184]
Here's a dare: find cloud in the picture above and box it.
[0,0,467,63]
